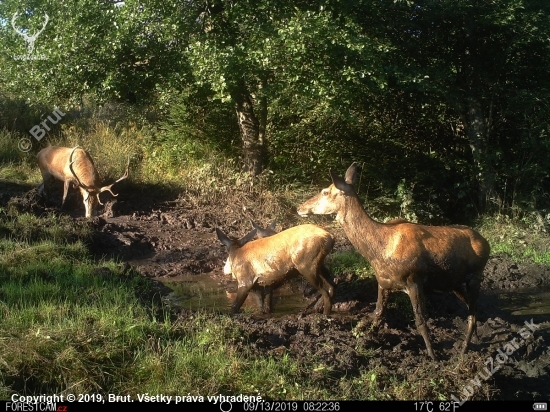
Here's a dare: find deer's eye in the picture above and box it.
[322,189,329,196]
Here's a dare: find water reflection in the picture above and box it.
[160,273,314,316]
[494,288,550,316]
[161,273,550,319]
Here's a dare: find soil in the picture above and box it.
[3,180,550,401]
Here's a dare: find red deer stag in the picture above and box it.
[297,163,490,359]
[37,146,129,218]
[216,224,335,315]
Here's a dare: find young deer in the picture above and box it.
[37,146,129,218]
[217,224,335,315]
[238,220,337,313]
[297,163,490,359]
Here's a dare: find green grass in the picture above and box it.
[327,250,374,278]
[477,214,550,265]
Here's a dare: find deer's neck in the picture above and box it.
[336,195,386,262]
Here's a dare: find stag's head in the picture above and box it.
[69,146,129,218]
[77,186,107,219]
[297,162,359,218]
[77,189,97,219]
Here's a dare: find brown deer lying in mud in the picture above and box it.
[216,223,335,315]
[297,163,490,359]
[37,146,129,218]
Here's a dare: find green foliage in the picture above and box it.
[0,0,193,104]
[396,179,417,223]
[328,251,373,278]
[152,88,240,169]
[0,0,549,220]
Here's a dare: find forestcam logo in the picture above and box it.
[12,11,49,60]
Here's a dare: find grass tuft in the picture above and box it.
[477,214,550,264]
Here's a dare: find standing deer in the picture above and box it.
[217,224,335,315]
[37,146,129,218]
[297,163,490,359]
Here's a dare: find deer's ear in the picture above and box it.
[330,171,349,192]
[216,228,232,250]
[250,220,261,231]
[237,228,257,247]
[344,162,359,185]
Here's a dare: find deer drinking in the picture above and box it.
[216,224,335,315]
[37,146,129,218]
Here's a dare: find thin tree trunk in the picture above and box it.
[464,99,497,210]
[233,84,265,176]
[257,89,267,154]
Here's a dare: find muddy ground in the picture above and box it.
[3,180,550,400]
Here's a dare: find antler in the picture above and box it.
[98,156,130,197]
[69,146,94,191]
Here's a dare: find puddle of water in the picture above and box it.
[493,287,550,317]
[160,273,550,319]
[160,273,315,317]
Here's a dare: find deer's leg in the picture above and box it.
[320,265,336,298]
[61,180,71,209]
[250,288,273,314]
[232,284,254,314]
[250,289,264,312]
[373,285,390,327]
[453,285,477,346]
[38,173,51,202]
[37,182,45,197]
[296,260,333,315]
[319,286,332,315]
[263,288,273,314]
[301,269,333,315]
[408,281,436,360]
[462,274,482,354]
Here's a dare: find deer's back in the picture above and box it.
[38,146,100,187]
[230,224,333,279]
[372,222,490,291]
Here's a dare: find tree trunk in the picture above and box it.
[233,84,265,176]
[464,99,497,210]
[257,87,268,157]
